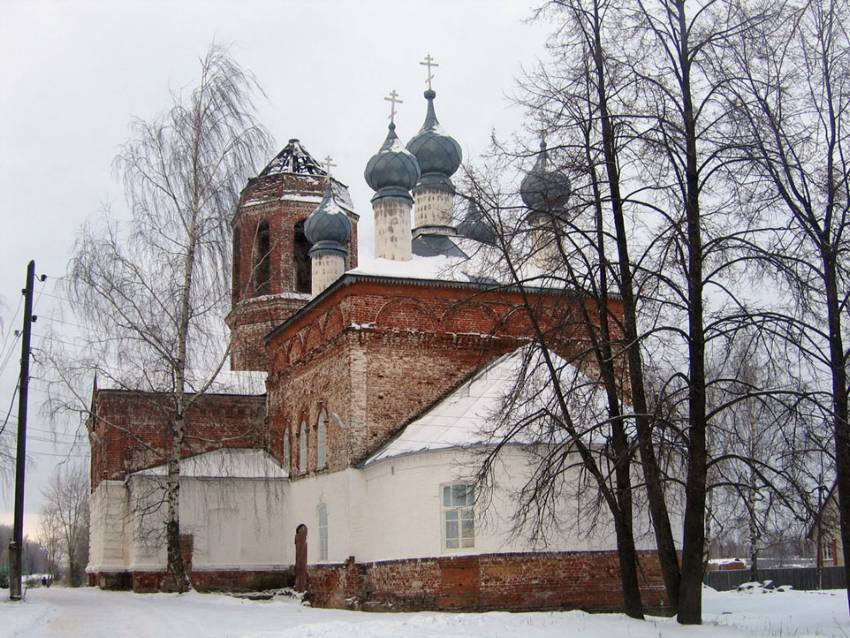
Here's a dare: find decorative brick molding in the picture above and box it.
[306,550,668,614]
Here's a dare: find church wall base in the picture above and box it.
[306,550,669,614]
[88,569,293,593]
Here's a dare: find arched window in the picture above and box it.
[232,225,241,300]
[294,220,311,294]
[253,220,271,295]
[317,502,328,561]
[299,421,308,474]
[283,427,290,472]
[317,413,327,469]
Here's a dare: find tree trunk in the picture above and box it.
[165,415,187,592]
[676,0,709,621]
[823,254,850,614]
[588,1,681,610]
[613,513,645,618]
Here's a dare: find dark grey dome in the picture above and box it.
[457,199,496,245]
[364,123,421,195]
[406,90,462,185]
[520,140,571,215]
[305,181,352,246]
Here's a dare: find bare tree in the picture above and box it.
[42,464,89,585]
[468,0,808,623]
[39,503,63,581]
[723,0,850,612]
[66,44,271,591]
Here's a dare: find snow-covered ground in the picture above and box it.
[2,586,848,637]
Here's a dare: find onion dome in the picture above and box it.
[365,122,421,202]
[457,199,496,245]
[305,180,352,256]
[406,90,462,191]
[520,140,571,217]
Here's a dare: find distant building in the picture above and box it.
[809,483,845,568]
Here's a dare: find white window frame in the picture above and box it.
[824,540,833,562]
[317,413,327,469]
[441,482,474,551]
[317,502,328,561]
[283,427,290,472]
[299,421,308,474]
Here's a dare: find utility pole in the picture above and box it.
[816,473,824,591]
[8,260,41,601]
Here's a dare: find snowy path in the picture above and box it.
[1,587,848,637]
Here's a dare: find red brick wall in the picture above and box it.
[268,337,354,475]
[95,569,293,593]
[266,278,619,475]
[226,294,309,371]
[306,550,668,613]
[88,391,266,489]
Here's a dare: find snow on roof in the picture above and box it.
[132,448,287,479]
[364,347,612,465]
[348,236,509,284]
[349,253,465,281]
[348,236,556,289]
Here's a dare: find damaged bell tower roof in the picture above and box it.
[260,138,328,176]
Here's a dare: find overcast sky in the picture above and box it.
[0,1,550,536]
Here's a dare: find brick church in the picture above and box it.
[86,83,668,612]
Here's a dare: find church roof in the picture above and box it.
[131,448,287,479]
[411,233,468,259]
[363,347,610,465]
[260,138,328,177]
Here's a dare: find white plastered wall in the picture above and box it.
[373,198,412,261]
[311,252,346,297]
[286,445,667,565]
[181,478,288,571]
[89,446,674,575]
[87,480,129,574]
[284,468,364,565]
[356,447,649,562]
[116,475,289,572]
[413,187,453,229]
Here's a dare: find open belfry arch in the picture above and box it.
[227,139,359,371]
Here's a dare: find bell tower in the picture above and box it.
[227,139,359,371]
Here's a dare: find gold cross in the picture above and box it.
[384,89,403,123]
[420,53,439,90]
[323,155,336,177]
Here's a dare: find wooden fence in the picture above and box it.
[704,566,846,591]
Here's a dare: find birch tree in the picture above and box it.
[68,44,271,590]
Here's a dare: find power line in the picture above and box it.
[0,294,24,354]
[0,330,22,378]
[0,382,19,437]
[26,449,89,459]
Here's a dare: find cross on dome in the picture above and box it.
[323,155,337,177]
[384,90,403,123]
[420,53,439,90]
